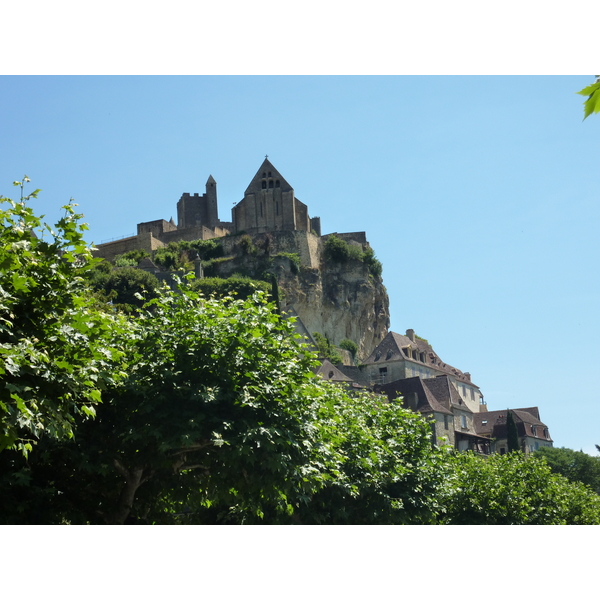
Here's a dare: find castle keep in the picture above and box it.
[95,159,320,261]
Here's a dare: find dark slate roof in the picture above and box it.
[473,407,552,442]
[423,375,473,413]
[336,365,371,387]
[314,359,354,383]
[362,331,479,387]
[244,158,293,195]
[137,257,162,272]
[375,376,453,416]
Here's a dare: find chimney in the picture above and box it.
[406,329,415,342]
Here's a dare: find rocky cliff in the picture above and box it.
[209,230,390,361]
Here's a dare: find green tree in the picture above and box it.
[0,179,127,456]
[506,409,520,452]
[88,264,160,310]
[534,446,600,494]
[1,284,330,524]
[441,451,600,525]
[313,332,343,364]
[294,385,449,524]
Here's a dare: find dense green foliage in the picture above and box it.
[323,235,383,277]
[339,338,358,360]
[153,239,224,271]
[0,179,127,455]
[313,332,343,365]
[534,446,600,493]
[88,264,160,310]
[190,275,271,300]
[2,182,600,525]
[441,451,600,524]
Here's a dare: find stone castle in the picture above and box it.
[96,158,321,262]
[95,158,553,456]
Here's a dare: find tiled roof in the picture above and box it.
[336,365,371,387]
[423,375,473,413]
[314,359,354,383]
[473,408,552,442]
[363,331,479,387]
[375,376,453,416]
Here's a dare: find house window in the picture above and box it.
[500,447,506,455]
[461,415,467,429]
[379,367,387,383]
[531,425,537,436]
[444,415,449,430]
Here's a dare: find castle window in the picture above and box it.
[268,171,272,177]
[276,201,279,216]
[379,367,387,383]
[260,202,263,217]
[262,172,266,178]
[269,180,274,188]
[276,180,280,188]
[262,181,267,189]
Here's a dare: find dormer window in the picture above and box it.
[375,350,381,361]
[386,349,393,360]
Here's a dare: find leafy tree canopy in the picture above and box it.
[0,179,127,456]
[534,446,600,493]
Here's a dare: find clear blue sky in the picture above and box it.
[1,75,598,454]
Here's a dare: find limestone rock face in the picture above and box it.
[211,231,390,361]
[276,259,390,361]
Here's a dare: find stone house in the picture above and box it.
[334,329,552,455]
[361,329,485,414]
[473,408,553,455]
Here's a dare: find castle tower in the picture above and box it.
[177,175,219,230]
[232,158,314,234]
[205,175,218,227]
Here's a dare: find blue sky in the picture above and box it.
[1,75,598,454]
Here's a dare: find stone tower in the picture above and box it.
[177,175,219,230]
[232,158,320,235]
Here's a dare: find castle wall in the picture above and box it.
[93,232,165,261]
[137,219,177,238]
